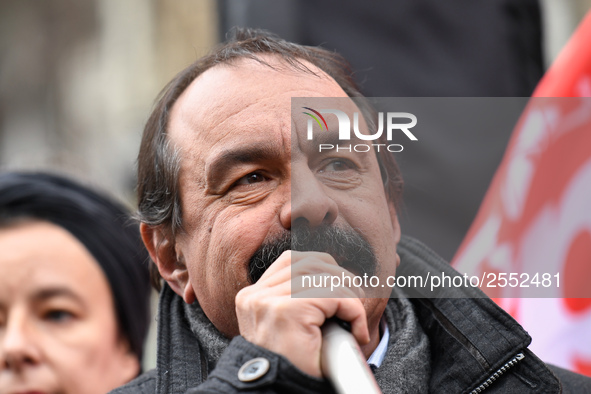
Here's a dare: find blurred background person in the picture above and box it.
[0,0,219,371]
[0,172,151,394]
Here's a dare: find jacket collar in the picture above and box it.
[154,284,204,394]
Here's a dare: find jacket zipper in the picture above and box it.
[470,352,525,394]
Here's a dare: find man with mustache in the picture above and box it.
[113,29,590,393]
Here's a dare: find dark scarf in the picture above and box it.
[183,289,430,393]
[375,290,431,393]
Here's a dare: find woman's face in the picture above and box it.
[0,221,139,394]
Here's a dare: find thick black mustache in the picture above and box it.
[248,225,378,284]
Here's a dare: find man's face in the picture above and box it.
[168,57,401,337]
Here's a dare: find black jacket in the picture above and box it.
[111,236,591,393]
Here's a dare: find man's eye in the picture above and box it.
[44,310,74,323]
[235,172,267,186]
[320,160,355,172]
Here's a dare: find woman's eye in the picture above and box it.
[44,310,74,323]
[321,160,354,172]
[235,172,267,186]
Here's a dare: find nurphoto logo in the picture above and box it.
[302,107,417,152]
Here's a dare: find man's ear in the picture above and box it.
[140,223,195,304]
[387,201,402,244]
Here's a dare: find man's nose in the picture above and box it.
[0,311,41,372]
[280,167,338,229]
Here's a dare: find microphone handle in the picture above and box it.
[320,319,382,394]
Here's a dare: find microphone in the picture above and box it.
[321,319,382,394]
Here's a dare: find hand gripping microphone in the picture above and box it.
[321,319,382,394]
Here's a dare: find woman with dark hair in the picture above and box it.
[0,172,151,394]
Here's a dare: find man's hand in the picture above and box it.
[235,250,370,378]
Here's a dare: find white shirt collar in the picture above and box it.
[367,315,389,369]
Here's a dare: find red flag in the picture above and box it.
[453,12,591,376]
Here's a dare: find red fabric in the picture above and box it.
[453,12,591,376]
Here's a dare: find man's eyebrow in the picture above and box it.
[31,287,86,306]
[207,143,282,181]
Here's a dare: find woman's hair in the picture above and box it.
[0,171,151,362]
